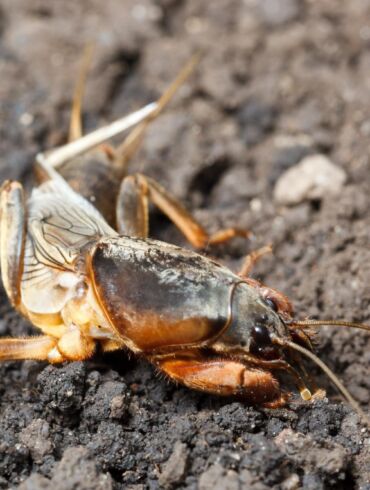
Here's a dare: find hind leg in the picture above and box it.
[0,337,57,362]
[116,173,249,248]
[41,56,198,172]
[0,329,97,364]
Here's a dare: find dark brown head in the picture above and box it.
[211,279,297,360]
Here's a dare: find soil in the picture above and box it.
[0,0,370,489]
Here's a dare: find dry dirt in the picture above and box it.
[0,0,370,489]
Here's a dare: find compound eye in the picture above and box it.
[260,286,294,320]
[264,297,278,313]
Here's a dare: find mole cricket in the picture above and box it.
[0,55,369,425]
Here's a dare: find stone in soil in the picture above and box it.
[274,154,347,205]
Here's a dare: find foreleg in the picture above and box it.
[153,353,286,407]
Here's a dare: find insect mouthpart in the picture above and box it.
[271,334,370,427]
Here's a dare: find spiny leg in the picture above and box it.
[153,353,286,407]
[116,173,249,248]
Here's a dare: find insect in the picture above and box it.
[0,56,369,425]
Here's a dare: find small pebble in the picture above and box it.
[19,419,53,464]
[158,441,188,489]
[281,473,300,490]
[52,447,113,490]
[198,464,239,490]
[257,0,300,26]
[274,429,348,475]
[274,154,346,205]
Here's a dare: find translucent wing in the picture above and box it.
[21,177,117,314]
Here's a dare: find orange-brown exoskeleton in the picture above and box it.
[1,59,369,425]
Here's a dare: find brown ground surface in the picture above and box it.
[0,0,370,488]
